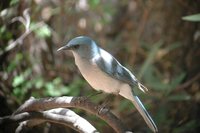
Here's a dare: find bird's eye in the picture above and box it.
[73,45,80,49]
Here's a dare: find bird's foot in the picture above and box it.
[97,104,109,115]
[76,96,88,103]
[97,95,113,114]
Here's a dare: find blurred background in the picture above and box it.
[0,0,200,133]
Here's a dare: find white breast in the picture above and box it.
[73,52,121,94]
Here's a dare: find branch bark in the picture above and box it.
[12,108,97,133]
[0,96,130,133]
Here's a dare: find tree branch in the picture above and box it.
[1,96,130,133]
[12,108,98,133]
[0,8,45,56]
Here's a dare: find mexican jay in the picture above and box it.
[57,36,158,132]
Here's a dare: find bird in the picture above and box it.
[57,36,158,132]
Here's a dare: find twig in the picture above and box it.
[5,8,30,52]
[0,8,44,56]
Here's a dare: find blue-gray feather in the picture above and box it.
[94,48,138,87]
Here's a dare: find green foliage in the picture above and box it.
[9,53,83,103]
[88,0,100,8]
[12,69,32,102]
[12,72,84,102]
[0,26,13,40]
[138,40,163,79]
[136,41,190,101]
[7,53,23,72]
[43,77,84,97]
[12,66,31,88]
[167,92,191,101]
[182,13,200,22]
[119,99,133,112]
[31,23,51,38]
[135,39,193,131]
[156,103,170,125]
[10,0,19,6]
[44,78,68,96]
[173,120,198,133]
[145,71,186,94]
[65,78,85,96]
[87,114,108,132]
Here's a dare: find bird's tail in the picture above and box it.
[119,85,158,132]
[131,95,158,133]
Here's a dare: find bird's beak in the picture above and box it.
[57,45,71,52]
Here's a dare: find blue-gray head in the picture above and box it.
[57,36,99,59]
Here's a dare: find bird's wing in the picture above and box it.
[93,48,148,93]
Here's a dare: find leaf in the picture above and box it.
[182,13,200,22]
[45,82,54,91]
[35,77,44,89]
[12,75,25,87]
[44,77,72,96]
[0,25,13,40]
[119,99,133,112]
[67,78,84,96]
[88,0,100,8]
[143,65,186,93]
[138,40,163,79]
[10,0,19,6]
[156,103,172,125]
[13,87,21,96]
[31,23,51,38]
[171,73,186,87]
[168,93,191,101]
[7,53,23,72]
[0,26,6,33]
[36,25,51,38]
[166,72,186,94]
[164,42,181,52]
[45,82,61,96]
[53,77,62,85]
[173,120,197,133]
